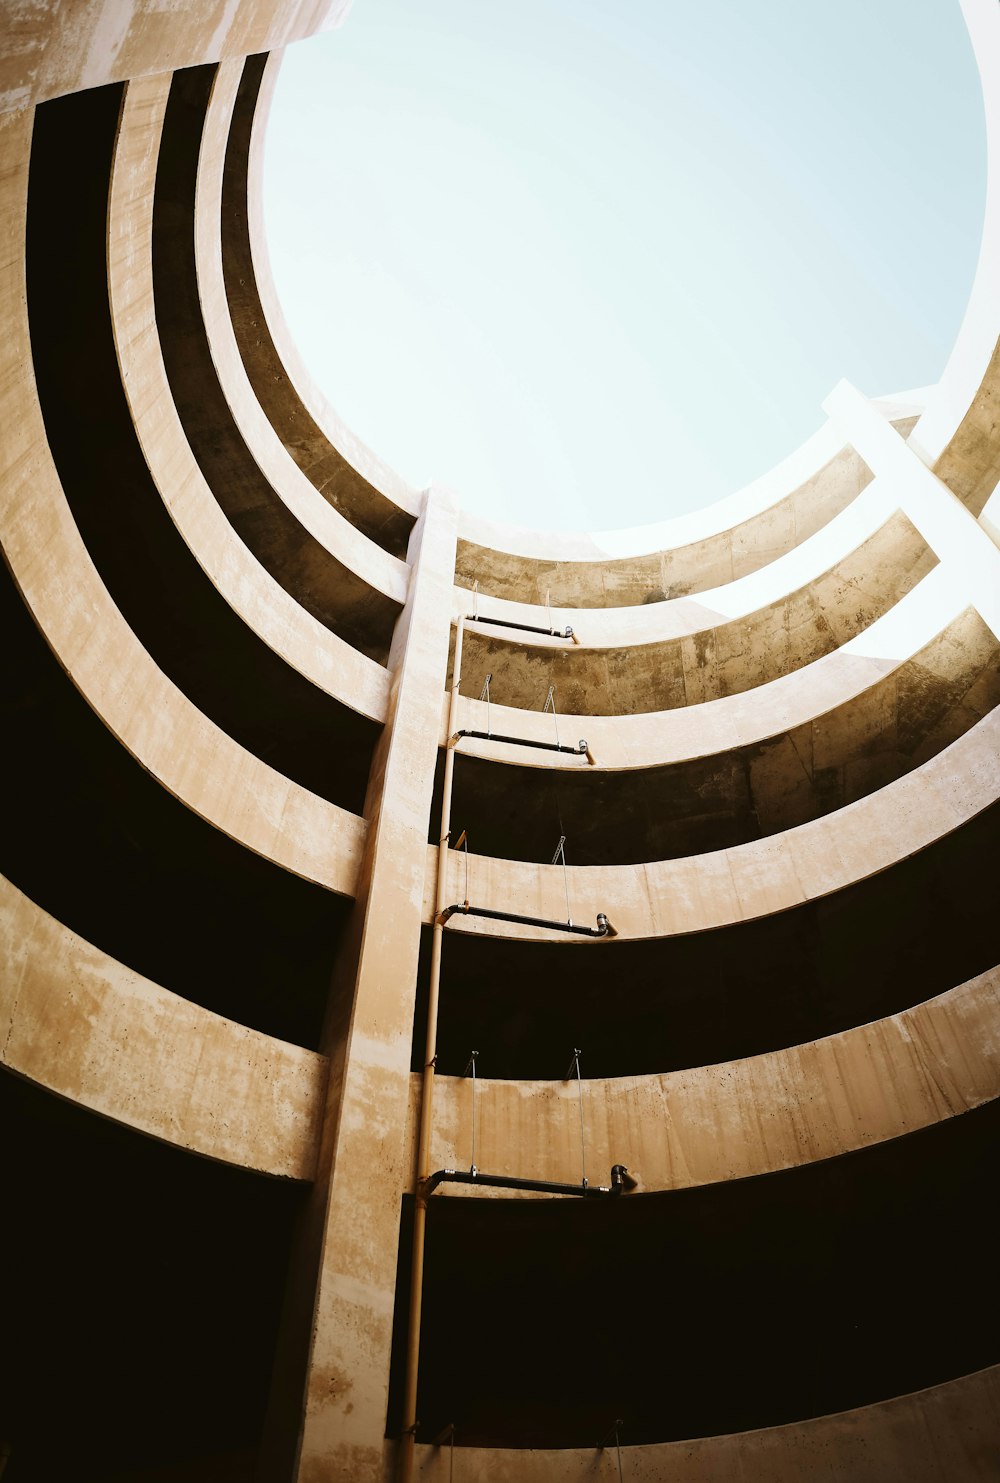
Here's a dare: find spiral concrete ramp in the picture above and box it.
[1,3,999,1480]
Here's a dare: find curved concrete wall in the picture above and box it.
[425,707,1000,941]
[420,966,1000,1193]
[456,509,935,716]
[0,102,365,898]
[1,0,998,1478]
[197,60,411,609]
[455,482,934,652]
[454,428,883,607]
[409,1365,1000,1482]
[449,569,991,769]
[0,876,324,1178]
[109,69,390,725]
[0,0,352,112]
[225,51,422,551]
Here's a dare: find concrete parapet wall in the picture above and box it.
[424,707,1000,941]
[0,102,365,898]
[405,1365,1000,1482]
[418,966,1000,1193]
[0,875,325,1177]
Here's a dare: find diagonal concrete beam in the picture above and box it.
[823,379,1000,641]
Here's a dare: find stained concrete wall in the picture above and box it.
[417,966,1000,1193]
[0,876,325,1178]
[0,0,352,113]
[109,69,391,724]
[2,0,1000,1478]
[0,117,365,902]
[424,707,1000,942]
[454,434,889,608]
[406,1365,1000,1482]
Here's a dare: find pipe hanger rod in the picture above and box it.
[398,614,467,1483]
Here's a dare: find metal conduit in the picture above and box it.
[422,1164,635,1199]
[438,904,616,937]
[453,727,594,762]
[398,614,615,1481]
[467,613,577,641]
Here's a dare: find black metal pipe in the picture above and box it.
[467,615,574,640]
[422,1164,633,1199]
[453,728,588,757]
[438,904,615,937]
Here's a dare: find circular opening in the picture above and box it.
[265,0,985,533]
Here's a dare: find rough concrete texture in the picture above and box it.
[110,71,390,724]
[424,706,1000,941]
[455,437,894,608]
[0,0,352,113]
[0,875,325,1177]
[445,564,978,765]
[417,966,1000,1193]
[444,607,1000,864]
[197,61,410,602]
[404,1365,1000,1481]
[0,103,365,898]
[458,511,935,714]
[1,0,999,1478]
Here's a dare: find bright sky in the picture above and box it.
[264,0,985,532]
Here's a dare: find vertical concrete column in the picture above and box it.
[260,486,457,1483]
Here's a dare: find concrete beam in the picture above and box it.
[824,379,1000,640]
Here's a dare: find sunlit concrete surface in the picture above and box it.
[1,1,998,1479]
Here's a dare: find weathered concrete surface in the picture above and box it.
[455,472,933,648]
[416,966,1000,1193]
[827,379,1000,641]
[458,511,934,714]
[2,0,998,1476]
[155,63,404,662]
[0,0,351,114]
[264,490,458,1483]
[445,606,1000,863]
[0,102,364,897]
[0,875,325,1177]
[110,70,389,724]
[423,706,1000,941]
[455,435,897,608]
[403,1364,1000,1481]
[452,402,915,565]
[446,566,983,766]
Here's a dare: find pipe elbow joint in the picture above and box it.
[610,1163,638,1195]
